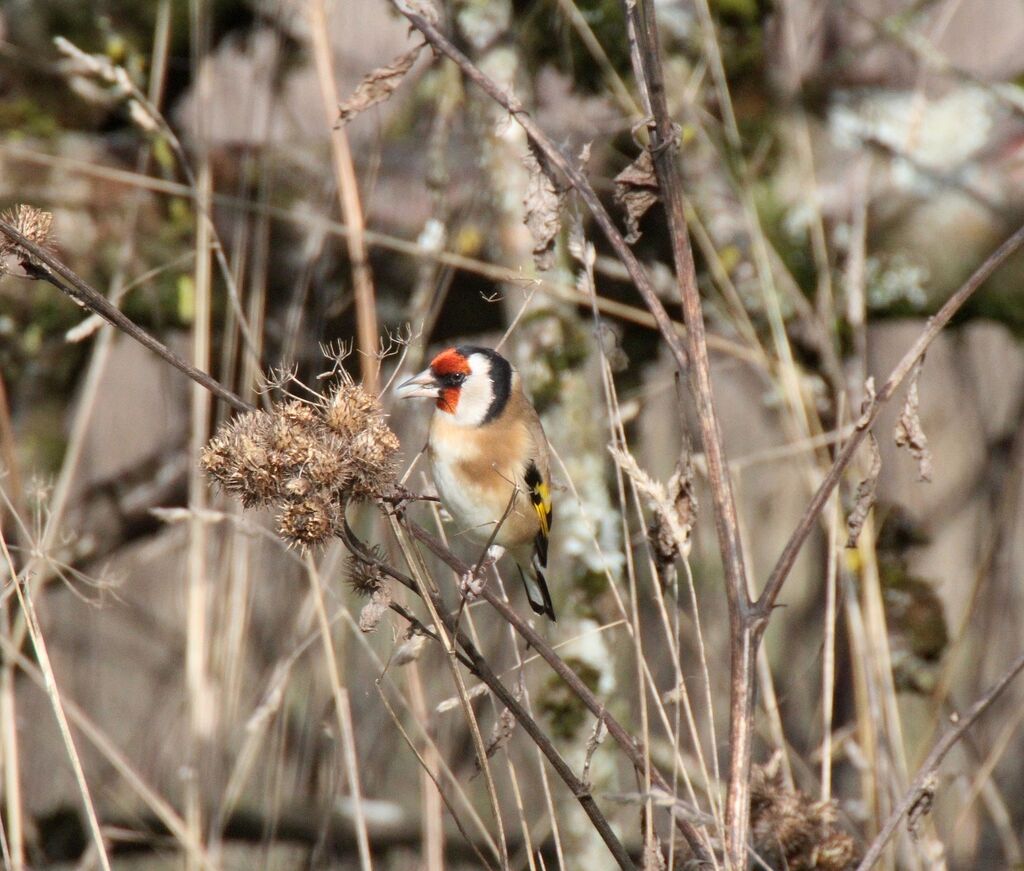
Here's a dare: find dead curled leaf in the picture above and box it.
[358,586,392,633]
[847,432,881,547]
[337,43,425,125]
[614,149,659,244]
[481,706,516,763]
[894,358,933,482]
[856,376,877,430]
[523,147,566,272]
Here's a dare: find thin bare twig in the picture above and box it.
[401,517,711,865]
[757,219,1024,616]
[341,517,639,870]
[0,219,252,414]
[855,651,1024,870]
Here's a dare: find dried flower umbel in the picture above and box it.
[201,380,400,548]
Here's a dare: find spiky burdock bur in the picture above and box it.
[201,380,400,548]
[346,544,389,598]
[749,754,859,871]
[325,383,401,498]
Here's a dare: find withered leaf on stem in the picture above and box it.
[894,358,933,482]
[523,146,566,272]
[337,43,425,125]
[847,432,881,547]
[358,585,392,633]
[480,705,517,765]
[614,149,660,244]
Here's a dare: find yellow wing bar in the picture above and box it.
[524,460,552,564]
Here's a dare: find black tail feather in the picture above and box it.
[516,563,556,622]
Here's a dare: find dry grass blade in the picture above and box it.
[1,536,112,871]
[305,557,374,871]
[0,635,218,869]
[375,684,499,871]
[373,517,639,869]
[309,0,380,391]
[402,519,709,865]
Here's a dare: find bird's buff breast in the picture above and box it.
[428,415,537,548]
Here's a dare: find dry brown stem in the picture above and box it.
[622,1,754,863]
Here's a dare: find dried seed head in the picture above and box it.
[750,754,858,871]
[200,411,282,506]
[347,545,388,596]
[3,204,55,248]
[202,381,402,548]
[278,399,319,430]
[326,382,381,437]
[277,495,336,548]
[303,440,349,489]
[813,833,859,871]
[283,476,313,499]
[347,426,400,497]
[1,204,56,278]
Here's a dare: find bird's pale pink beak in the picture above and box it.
[395,368,441,399]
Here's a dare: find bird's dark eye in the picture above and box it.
[444,372,466,387]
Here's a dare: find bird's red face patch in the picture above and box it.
[429,348,471,414]
[430,348,471,377]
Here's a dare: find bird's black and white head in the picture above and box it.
[396,345,513,427]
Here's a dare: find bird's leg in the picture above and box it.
[477,543,503,575]
[459,545,504,602]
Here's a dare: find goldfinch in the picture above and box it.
[396,345,556,621]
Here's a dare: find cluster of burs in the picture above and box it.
[201,381,400,547]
